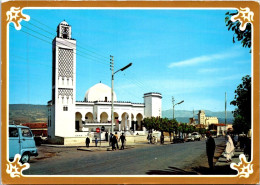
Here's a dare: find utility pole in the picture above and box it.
[172,96,175,119]
[110,55,114,134]
[225,92,227,126]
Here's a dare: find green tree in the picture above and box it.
[230,75,251,134]
[225,11,251,52]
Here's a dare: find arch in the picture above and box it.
[136,113,143,131]
[100,112,108,123]
[85,112,94,123]
[75,112,82,132]
[121,112,129,132]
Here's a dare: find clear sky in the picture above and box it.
[9,9,251,111]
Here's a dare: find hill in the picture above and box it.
[9,104,48,124]
[8,104,234,124]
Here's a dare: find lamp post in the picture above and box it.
[172,96,184,119]
[110,55,132,134]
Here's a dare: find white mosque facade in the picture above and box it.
[47,21,162,144]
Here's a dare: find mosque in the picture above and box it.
[47,21,162,144]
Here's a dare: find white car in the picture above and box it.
[191,132,201,141]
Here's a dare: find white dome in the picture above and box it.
[60,20,69,25]
[84,83,117,102]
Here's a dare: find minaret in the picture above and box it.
[144,92,162,118]
[48,21,76,139]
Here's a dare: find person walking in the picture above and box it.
[85,137,90,147]
[114,132,119,149]
[206,131,216,170]
[111,134,117,151]
[105,132,108,141]
[160,133,164,144]
[119,133,126,150]
[95,137,98,147]
[224,135,235,162]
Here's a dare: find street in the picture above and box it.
[24,137,227,175]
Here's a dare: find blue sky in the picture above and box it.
[9,9,251,111]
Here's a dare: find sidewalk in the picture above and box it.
[215,148,245,166]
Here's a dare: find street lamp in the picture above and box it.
[110,55,132,133]
[172,96,184,119]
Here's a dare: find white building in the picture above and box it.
[198,110,219,129]
[47,21,162,144]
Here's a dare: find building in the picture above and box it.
[198,110,219,129]
[47,21,162,145]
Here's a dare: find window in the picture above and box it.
[21,128,32,137]
[9,127,18,137]
[63,106,68,111]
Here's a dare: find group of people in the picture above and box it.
[206,131,251,170]
[85,132,126,150]
[110,132,126,151]
[147,133,158,144]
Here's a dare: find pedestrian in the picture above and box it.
[160,133,164,144]
[224,135,235,162]
[119,133,126,150]
[206,131,216,169]
[244,136,251,161]
[105,132,108,141]
[109,133,113,146]
[95,137,98,147]
[233,134,238,149]
[111,134,117,151]
[115,132,119,149]
[85,137,90,147]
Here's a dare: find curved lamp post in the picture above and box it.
[110,55,132,133]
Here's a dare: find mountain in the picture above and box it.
[8,104,234,124]
[9,104,48,124]
[162,109,234,124]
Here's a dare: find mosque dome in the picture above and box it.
[84,83,117,102]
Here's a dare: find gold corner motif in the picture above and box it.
[6,7,30,30]
[6,154,30,178]
[230,154,253,178]
[231,7,254,31]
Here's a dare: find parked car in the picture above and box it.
[191,132,202,141]
[186,134,195,142]
[172,136,185,143]
[9,125,38,163]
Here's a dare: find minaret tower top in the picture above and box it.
[57,20,72,39]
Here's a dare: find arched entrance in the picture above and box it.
[85,112,94,123]
[121,112,129,132]
[100,112,108,123]
[75,112,82,132]
[136,113,143,131]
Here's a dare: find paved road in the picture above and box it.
[24,137,225,175]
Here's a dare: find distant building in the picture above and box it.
[208,123,231,136]
[21,123,47,137]
[198,110,218,129]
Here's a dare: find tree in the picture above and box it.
[230,75,251,134]
[225,11,251,52]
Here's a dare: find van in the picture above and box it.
[9,125,38,163]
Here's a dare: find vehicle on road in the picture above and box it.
[172,136,185,143]
[9,125,38,163]
[191,132,201,141]
[186,132,201,142]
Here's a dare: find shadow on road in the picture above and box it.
[191,166,237,175]
[146,166,197,175]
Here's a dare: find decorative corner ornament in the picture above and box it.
[231,7,254,31]
[6,154,30,178]
[6,7,30,30]
[230,154,253,178]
